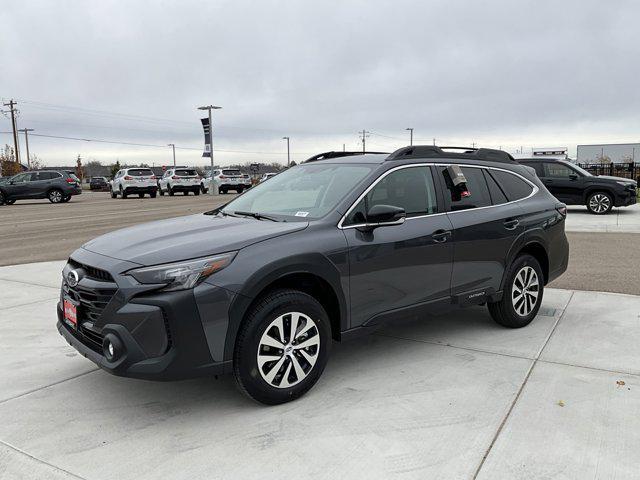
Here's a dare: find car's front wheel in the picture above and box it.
[233,289,331,405]
[488,254,544,328]
[586,191,613,214]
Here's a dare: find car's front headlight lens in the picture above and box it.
[127,252,236,291]
[616,180,633,186]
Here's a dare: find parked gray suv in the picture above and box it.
[0,170,82,205]
[57,146,569,404]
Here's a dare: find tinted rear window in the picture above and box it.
[128,169,154,176]
[489,170,534,201]
[442,166,491,211]
[175,169,197,176]
[483,170,508,205]
[39,171,61,180]
[222,169,241,176]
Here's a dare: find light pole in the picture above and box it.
[405,127,413,146]
[19,128,34,169]
[167,143,176,167]
[197,105,222,195]
[282,136,290,167]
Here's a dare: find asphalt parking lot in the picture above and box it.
[1,261,639,479]
[0,191,234,266]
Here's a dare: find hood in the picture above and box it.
[82,213,308,265]
[592,175,637,185]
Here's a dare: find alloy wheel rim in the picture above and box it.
[512,266,539,317]
[50,191,62,202]
[257,311,320,389]
[589,194,610,213]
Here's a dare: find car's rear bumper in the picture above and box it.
[124,186,157,193]
[169,184,199,191]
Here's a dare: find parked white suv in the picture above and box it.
[158,168,201,196]
[201,169,251,194]
[110,168,157,199]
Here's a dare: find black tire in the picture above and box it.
[0,190,6,205]
[110,188,117,199]
[488,254,544,328]
[220,188,227,194]
[61,195,71,203]
[236,188,243,194]
[6,199,15,205]
[48,189,63,204]
[120,187,127,199]
[194,189,200,196]
[586,191,613,215]
[200,184,207,194]
[183,191,188,196]
[233,289,332,405]
[159,186,164,196]
[168,185,174,196]
[138,193,144,198]
[150,191,157,198]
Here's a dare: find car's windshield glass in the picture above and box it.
[221,163,375,220]
[222,169,241,176]
[568,163,592,176]
[128,169,153,176]
[176,169,197,176]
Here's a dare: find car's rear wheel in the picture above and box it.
[48,189,63,204]
[138,193,144,198]
[168,185,174,196]
[159,186,164,196]
[233,289,331,405]
[150,190,157,198]
[194,188,200,196]
[0,191,6,205]
[61,195,71,203]
[120,186,127,199]
[110,187,117,199]
[183,191,188,196]
[200,184,207,194]
[488,254,544,328]
[5,199,15,205]
[586,191,613,214]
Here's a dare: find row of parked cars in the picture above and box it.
[108,167,255,199]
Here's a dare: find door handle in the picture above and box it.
[503,219,520,230]
[432,229,451,243]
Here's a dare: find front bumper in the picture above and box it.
[614,190,637,207]
[57,249,234,380]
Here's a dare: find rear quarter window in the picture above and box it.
[489,170,534,201]
[442,166,492,211]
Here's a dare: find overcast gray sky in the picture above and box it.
[1,0,639,167]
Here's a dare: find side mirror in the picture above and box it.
[569,174,578,181]
[364,204,406,227]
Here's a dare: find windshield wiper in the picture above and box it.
[233,211,280,222]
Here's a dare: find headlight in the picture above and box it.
[616,181,633,186]
[126,252,236,291]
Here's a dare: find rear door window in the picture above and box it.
[489,170,534,201]
[441,166,491,211]
[128,169,154,177]
[543,162,574,178]
[483,170,509,205]
[222,169,241,176]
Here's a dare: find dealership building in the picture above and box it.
[577,143,640,163]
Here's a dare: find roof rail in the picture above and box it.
[304,151,388,163]
[386,145,515,163]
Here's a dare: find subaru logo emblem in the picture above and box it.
[67,270,79,288]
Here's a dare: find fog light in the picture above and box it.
[102,333,123,362]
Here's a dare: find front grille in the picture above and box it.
[68,259,114,282]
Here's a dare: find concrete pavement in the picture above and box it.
[1,261,639,479]
[565,203,640,233]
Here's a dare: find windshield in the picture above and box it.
[221,163,375,220]
[222,169,241,176]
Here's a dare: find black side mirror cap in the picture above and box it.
[365,204,406,227]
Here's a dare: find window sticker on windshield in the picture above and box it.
[295,211,309,217]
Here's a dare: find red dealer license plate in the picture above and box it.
[63,297,78,328]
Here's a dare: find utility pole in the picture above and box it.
[359,130,370,153]
[405,127,414,146]
[342,143,345,152]
[197,105,222,195]
[167,143,176,167]
[471,142,476,149]
[282,136,290,167]
[433,138,436,146]
[19,128,34,169]
[3,99,20,165]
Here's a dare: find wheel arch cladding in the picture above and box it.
[223,256,346,362]
[517,242,549,284]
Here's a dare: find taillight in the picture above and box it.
[219,175,227,179]
[66,178,75,184]
[124,175,133,180]
[556,205,567,217]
